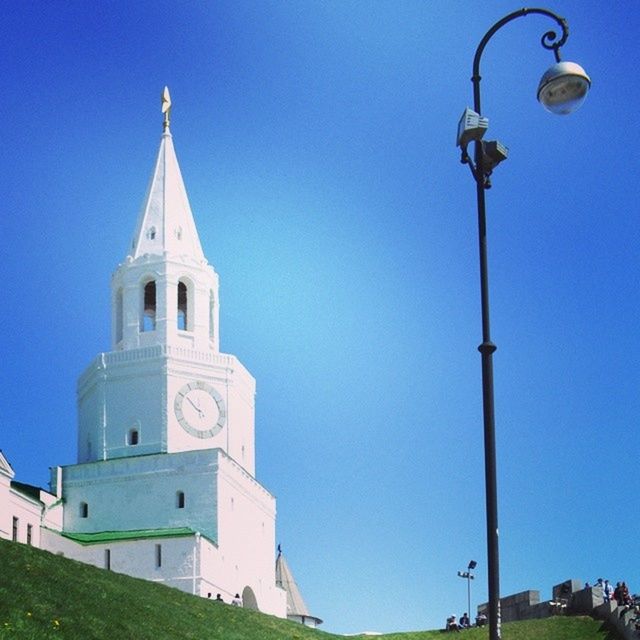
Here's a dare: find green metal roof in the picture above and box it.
[60,527,195,545]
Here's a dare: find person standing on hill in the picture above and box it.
[603,580,614,602]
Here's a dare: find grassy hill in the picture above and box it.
[0,539,619,640]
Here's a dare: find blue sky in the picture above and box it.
[1,0,638,634]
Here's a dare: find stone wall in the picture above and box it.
[479,579,640,640]
[594,600,640,640]
[478,580,587,623]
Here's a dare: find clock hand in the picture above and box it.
[186,396,203,416]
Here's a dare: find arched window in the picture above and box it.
[142,281,156,331]
[115,288,123,343]
[128,429,139,446]
[80,502,89,518]
[177,281,188,331]
[209,290,215,340]
[176,491,185,509]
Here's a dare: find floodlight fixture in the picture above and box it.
[457,107,489,148]
[468,560,478,571]
[481,140,508,173]
[537,61,591,115]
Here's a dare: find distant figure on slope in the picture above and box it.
[215,594,224,602]
[603,579,614,602]
[476,612,487,627]
[459,612,470,628]
[231,593,243,607]
[614,582,624,606]
[446,615,460,632]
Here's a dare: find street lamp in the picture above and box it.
[456,9,590,640]
[457,560,477,625]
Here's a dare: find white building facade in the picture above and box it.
[0,451,62,549]
[31,94,287,616]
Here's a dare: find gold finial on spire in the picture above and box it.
[161,86,172,131]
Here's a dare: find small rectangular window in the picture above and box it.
[27,524,33,546]
[155,544,162,568]
[12,516,18,542]
[105,549,111,570]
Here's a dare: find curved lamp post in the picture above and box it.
[456,9,590,640]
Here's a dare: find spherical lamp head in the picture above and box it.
[537,61,591,115]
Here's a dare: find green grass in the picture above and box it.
[378,617,620,640]
[0,539,620,640]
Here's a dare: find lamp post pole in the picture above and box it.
[467,572,471,622]
[459,9,590,640]
[458,560,476,624]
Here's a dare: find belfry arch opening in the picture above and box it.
[209,290,215,340]
[142,280,156,332]
[115,288,123,344]
[177,280,189,331]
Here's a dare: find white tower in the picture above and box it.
[77,89,255,474]
[43,90,286,617]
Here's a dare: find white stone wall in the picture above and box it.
[5,489,43,547]
[41,492,63,532]
[77,347,256,474]
[41,529,202,594]
[57,450,221,543]
[213,454,286,617]
[166,355,256,475]
[0,465,12,540]
[41,528,284,617]
[77,350,167,463]
[0,454,60,548]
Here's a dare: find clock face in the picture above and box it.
[174,381,226,439]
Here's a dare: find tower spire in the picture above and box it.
[162,86,171,132]
[128,88,205,262]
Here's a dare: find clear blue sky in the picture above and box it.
[1,1,638,634]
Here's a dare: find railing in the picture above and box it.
[77,346,251,390]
